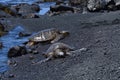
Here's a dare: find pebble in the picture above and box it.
[32,50,39,54]
[7,60,17,67]
[8,74,15,78]
[29,55,34,60]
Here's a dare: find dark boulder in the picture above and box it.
[8,46,28,58]
[0,10,13,18]
[0,18,14,31]
[21,13,40,19]
[1,7,17,17]
[56,0,64,5]
[105,0,117,11]
[0,21,8,36]
[14,3,40,16]
[0,2,10,10]
[0,3,18,17]
[18,32,31,37]
[50,5,74,13]
[114,0,120,9]
[0,22,5,31]
[87,0,119,12]
[31,3,40,12]
[69,0,87,6]
[87,0,105,12]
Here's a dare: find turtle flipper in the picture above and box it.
[32,56,52,64]
[51,35,63,43]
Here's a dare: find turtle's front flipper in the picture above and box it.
[32,56,52,64]
[51,35,63,43]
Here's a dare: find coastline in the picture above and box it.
[1,11,120,80]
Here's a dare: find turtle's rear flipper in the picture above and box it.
[32,57,51,64]
[70,48,88,54]
[51,35,63,43]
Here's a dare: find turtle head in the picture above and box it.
[26,41,35,47]
[60,31,69,37]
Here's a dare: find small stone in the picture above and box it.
[104,52,107,55]
[118,67,120,70]
[95,39,101,43]
[8,74,14,78]
[97,78,101,80]
[27,49,33,53]
[7,60,17,67]
[112,19,120,24]
[18,32,31,37]
[7,60,12,65]
[32,50,39,54]
[79,48,88,52]
[0,23,5,31]
[29,55,34,60]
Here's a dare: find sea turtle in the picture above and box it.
[32,42,74,64]
[27,28,69,46]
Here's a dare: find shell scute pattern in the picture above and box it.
[29,28,58,42]
[46,42,74,54]
[28,28,69,46]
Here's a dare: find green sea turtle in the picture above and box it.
[32,42,74,64]
[27,28,69,46]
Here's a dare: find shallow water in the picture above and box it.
[0,0,38,4]
[0,0,55,15]
[0,26,29,73]
[39,2,55,15]
[0,1,55,73]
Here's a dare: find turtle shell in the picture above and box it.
[46,42,74,54]
[29,28,59,42]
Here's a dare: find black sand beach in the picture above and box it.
[1,11,120,80]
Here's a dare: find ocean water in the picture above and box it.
[0,26,29,73]
[0,0,55,15]
[0,0,38,4]
[0,0,55,73]
[39,2,55,15]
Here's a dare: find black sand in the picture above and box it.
[1,11,120,80]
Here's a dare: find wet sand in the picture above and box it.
[1,11,120,80]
